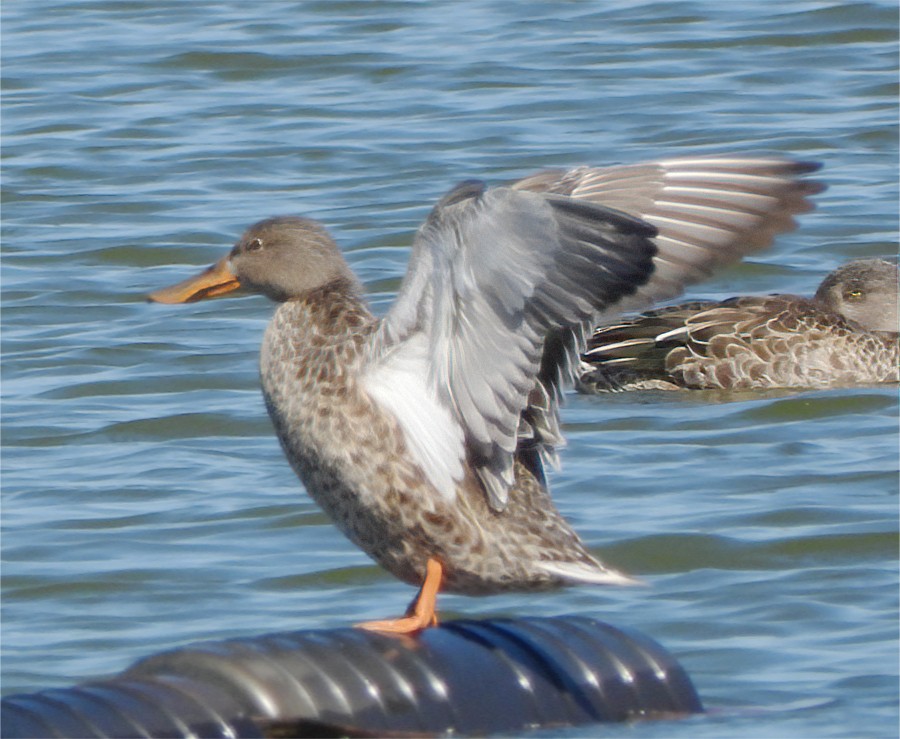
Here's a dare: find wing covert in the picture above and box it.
[374,181,659,509]
[370,156,823,511]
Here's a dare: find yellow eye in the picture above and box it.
[845,288,863,301]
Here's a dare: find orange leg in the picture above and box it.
[356,558,443,634]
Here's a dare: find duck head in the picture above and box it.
[814,258,899,333]
[148,216,355,304]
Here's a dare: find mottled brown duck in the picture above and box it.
[149,157,823,632]
[578,258,899,392]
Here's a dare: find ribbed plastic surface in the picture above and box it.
[2,616,702,737]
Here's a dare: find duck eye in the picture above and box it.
[246,238,263,253]
[845,288,864,301]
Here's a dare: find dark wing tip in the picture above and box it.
[789,161,827,196]
[437,179,487,209]
[765,158,828,197]
[790,159,824,175]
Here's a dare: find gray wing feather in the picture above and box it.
[515,156,825,315]
[379,157,822,512]
[379,181,658,509]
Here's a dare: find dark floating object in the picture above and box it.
[2,616,702,738]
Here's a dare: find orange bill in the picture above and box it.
[148,256,241,304]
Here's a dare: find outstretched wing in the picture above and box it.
[370,181,658,509]
[514,156,825,312]
[523,157,824,423]
[370,157,823,511]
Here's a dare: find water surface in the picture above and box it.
[2,2,898,737]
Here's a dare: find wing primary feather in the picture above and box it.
[374,157,822,512]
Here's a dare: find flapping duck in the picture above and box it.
[150,157,823,632]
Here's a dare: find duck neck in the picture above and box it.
[288,276,372,337]
[267,277,375,346]
[261,276,376,389]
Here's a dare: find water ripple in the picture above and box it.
[3,2,897,737]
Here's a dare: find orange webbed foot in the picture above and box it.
[356,558,442,634]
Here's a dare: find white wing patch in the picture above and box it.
[363,333,466,503]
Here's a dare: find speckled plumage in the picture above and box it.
[150,157,824,601]
[579,259,899,392]
[259,280,605,594]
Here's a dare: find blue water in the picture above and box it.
[2,2,898,737]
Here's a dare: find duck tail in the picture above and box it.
[537,560,644,586]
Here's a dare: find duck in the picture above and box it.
[577,258,899,392]
[149,156,823,633]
